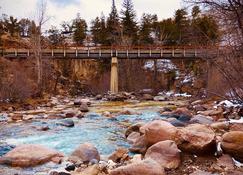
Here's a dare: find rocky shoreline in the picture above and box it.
[0,92,242,175]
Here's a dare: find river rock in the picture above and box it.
[80,103,89,112]
[193,105,207,112]
[108,147,128,163]
[75,164,100,175]
[221,131,243,162]
[198,109,223,118]
[140,120,177,146]
[47,114,66,119]
[129,135,147,154]
[11,114,23,121]
[153,96,167,101]
[65,164,76,171]
[74,99,81,106]
[69,143,100,163]
[173,107,193,119]
[81,99,91,106]
[0,144,64,167]
[190,114,214,125]
[118,109,141,116]
[95,94,103,100]
[176,124,216,154]
[191,100,203,106]
[125,123,144,137]
[127,132,140,144]
[65,111,76,118]
[145,140,181,169]
[229,123,243,132]
[142,94,154,101]
[169,118,187,127]
[109,158,165,175]
[58,119,75,127]
[211,122,229,131]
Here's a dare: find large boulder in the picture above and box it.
[145,140,181,169]
[129,135,147,154]
[0,144,64,167]
[221,131,243,162]
[109,158,165,175]
[176,124,216,154]
[140,120,177,146]
[69,143,100,163]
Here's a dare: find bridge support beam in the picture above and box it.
[110,57,118,93]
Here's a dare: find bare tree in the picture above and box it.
[184,0,243,103]
[31,0,50,94]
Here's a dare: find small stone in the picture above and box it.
[108,148,128,163]
[65,164,76,171]
[95,95,103,100]
[80,103,89,112]
[58,119,75,127]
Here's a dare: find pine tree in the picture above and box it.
[174,9,189,44]
[72,13,87,45]
[139,14,157,45]
[121,0,138,45]
[91,17,101,45]
[107,0,120,45]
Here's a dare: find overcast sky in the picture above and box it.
[0,0,182,29]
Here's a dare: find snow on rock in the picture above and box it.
[181,73,194,84]
[233,158,243,168]
[230,117,243,124]
[144,59,177,73]
[218,100,241,108]
[158,91,192,98]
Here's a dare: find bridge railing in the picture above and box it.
[1,45,222,59]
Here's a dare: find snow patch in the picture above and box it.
[233,158,243,168]
[158,91,192,98]
[230,117,243,124]
[144,59,177,73]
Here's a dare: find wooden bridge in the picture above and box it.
[1,46,219,59]
[0,46,220,93]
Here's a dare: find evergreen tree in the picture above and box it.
[3,16,20,37]
[174,9,189,44]
[72,14,87,45]
[192,6,201,19]
[139,13,157,45]
[192,15,219,45]
[121,0,138,45]
[107,0,120,45]
[91,17,101,45]
[48,26,64,46]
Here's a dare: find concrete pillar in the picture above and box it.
[110,57,118,93]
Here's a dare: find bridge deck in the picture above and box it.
[1,47,218,59]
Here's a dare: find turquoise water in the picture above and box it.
[5,111,160,155]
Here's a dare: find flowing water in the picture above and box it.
[2,111,161,156]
